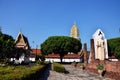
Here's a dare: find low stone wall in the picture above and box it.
[86,60,120,80]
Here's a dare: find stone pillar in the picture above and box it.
[83,43,88,66]
[90,39,95,62]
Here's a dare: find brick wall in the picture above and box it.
[105,60,120,73]
[86,60,120,80]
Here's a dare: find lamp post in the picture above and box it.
[32,41,34,48]
[36,45,38,61]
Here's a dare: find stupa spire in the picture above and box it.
[70,22,80,40]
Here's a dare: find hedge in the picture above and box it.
[53,62,65,73]
[0,62,49,80]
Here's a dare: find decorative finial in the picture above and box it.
[20,28,22,32]
[19,24,22,33]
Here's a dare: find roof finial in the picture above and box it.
[20,28,22,33]
[19,24,22,33]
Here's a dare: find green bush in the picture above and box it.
[97,64,104,70]
[0,62,49,80]
[108,37,120,58]
[53,62,65,73]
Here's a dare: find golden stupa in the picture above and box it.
[70,23,80,40]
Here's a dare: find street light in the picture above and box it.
[36,45,38,61]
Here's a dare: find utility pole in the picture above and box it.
[36,45,38,61]
[32,41,35,48]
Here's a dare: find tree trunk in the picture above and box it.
[60,54,64,63]
[60,55,63,63]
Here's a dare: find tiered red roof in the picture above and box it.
[30,49,83,59]
[45,53,83,59]
[31,49,41,55]
[45,54,59,58]
[64,54,81,59]
[30,49,41,58]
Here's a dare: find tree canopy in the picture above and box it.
[107,37,120,58]
[0,32,15,59]
[41,36,82,62]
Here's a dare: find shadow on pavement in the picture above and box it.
[37,64,51,80]
[64,70,70,74]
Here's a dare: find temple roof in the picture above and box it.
[31,49,41,55]
[15,31,30,49]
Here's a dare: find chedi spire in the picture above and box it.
[70,23,80,40]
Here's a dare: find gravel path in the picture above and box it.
[38,64,114,80]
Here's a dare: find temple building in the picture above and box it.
[11,31,31,64]
[70,23,80,40]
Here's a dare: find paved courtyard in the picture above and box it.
[38,64,113,80]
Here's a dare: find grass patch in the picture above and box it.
[53,62,65,73]
[0,62,49,80]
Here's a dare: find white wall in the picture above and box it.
[45,58,61,62]
[29,58,35,62]
[45,58,82,62]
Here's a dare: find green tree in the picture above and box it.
[108,37,120,58]
[0,33,15,60]
[41,36,82,62]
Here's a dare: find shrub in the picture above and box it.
[53,62,65,73]
[80,63,84,66]
[97,64,104,70]
[71,61,77,67]
[0,62,49,80]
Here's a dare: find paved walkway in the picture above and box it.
[38,64,113,80]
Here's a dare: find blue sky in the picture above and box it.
[0,0,120,49]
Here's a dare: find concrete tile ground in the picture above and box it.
[38,64,114,80]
